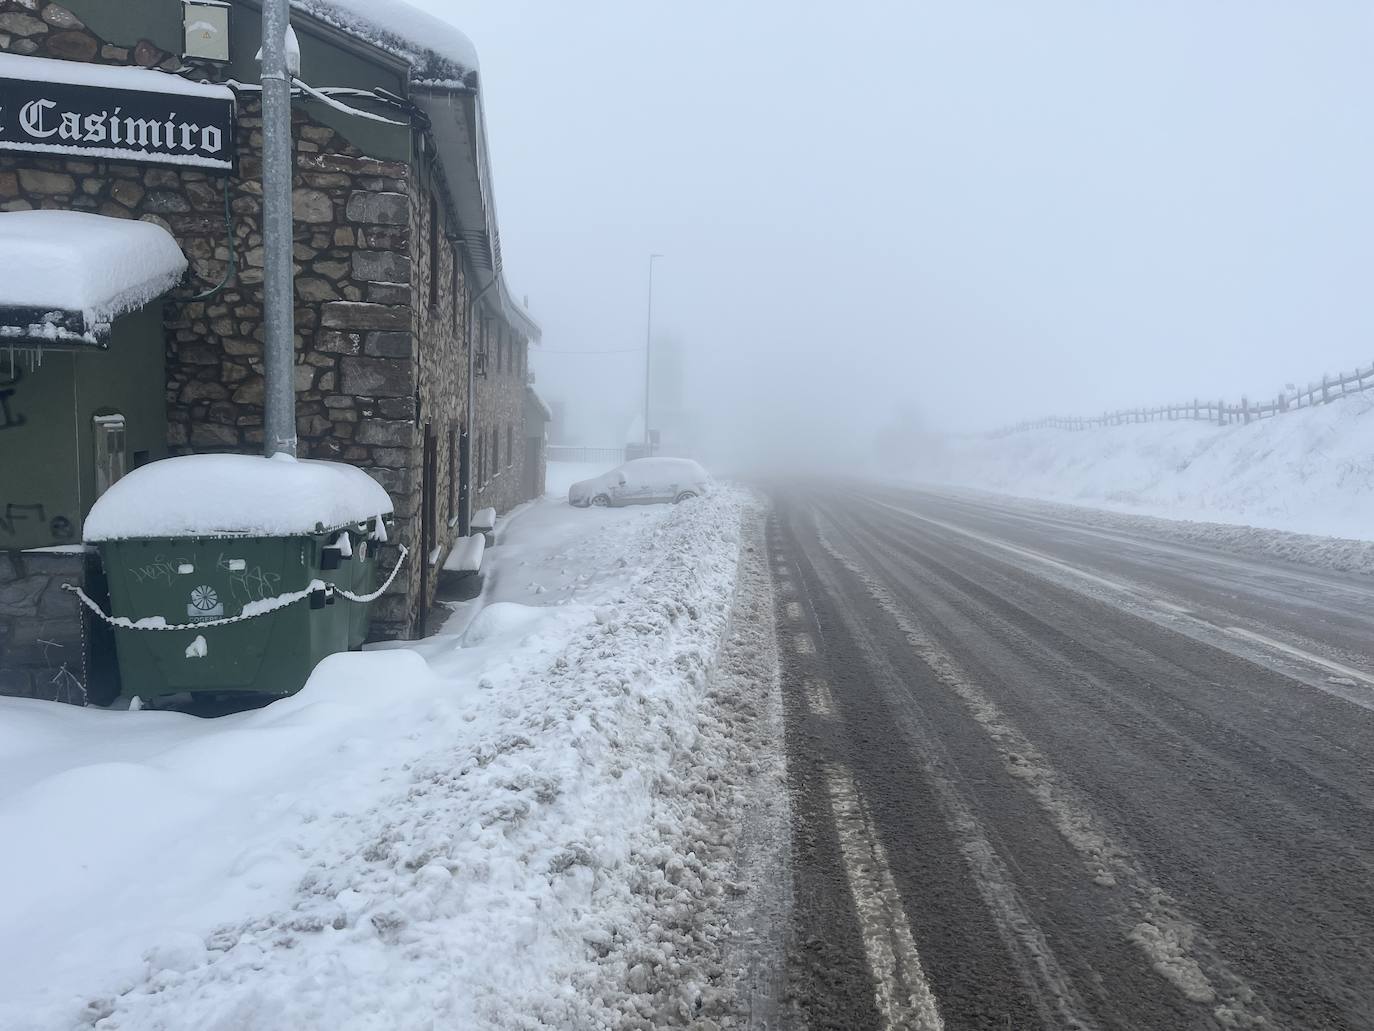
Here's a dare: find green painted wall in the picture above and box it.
[0,307,167,550]
[62,0,412,161]
[62,0,182,54]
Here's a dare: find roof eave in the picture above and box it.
[412,84,541,342]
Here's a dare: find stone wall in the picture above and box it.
[473,328,532,516]
[0,550,94,703]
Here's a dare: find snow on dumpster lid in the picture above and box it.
[293,0,479,86]
[84,454,394,541]
[0,211,187,346]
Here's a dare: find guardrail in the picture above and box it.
[546,445,626,464]
[996,361,1374,436]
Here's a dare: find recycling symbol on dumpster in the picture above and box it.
[187,585,224,620]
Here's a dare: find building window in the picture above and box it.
[428,196,439,311]
[93,413,126,497]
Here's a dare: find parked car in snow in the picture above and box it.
[568,458,711,508]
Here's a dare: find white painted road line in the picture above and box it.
[793,633,816,655]
[786,601,804,621]
[1223,626,1374,689]
[803,678,836,717]
[824,762,945,1031]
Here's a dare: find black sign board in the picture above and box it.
[0,65,235,171]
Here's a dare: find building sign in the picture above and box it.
[0,64,235,170]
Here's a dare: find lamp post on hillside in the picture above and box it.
[261,0,296,457]
[643,253,663,452]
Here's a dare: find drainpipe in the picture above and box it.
[261,0,296,458]
[463,273,499,534]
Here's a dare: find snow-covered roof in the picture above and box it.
[0,212,187,347]
[292,0,478,87]
[84,454,395,541]
[0,52,234,100]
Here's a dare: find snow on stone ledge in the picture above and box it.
[83,454,394,541]
[0,211,188,336]
[0,52,234,100]
[292,0,479,86]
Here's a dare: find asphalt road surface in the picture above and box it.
[767,482,1374,1031]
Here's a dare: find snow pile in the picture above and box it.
[0,487,756,1030]
[292,0,479,85]
[442,533,485,573]
[914,394,1374,540]
[84,454,394,540]
[0,211,187,342]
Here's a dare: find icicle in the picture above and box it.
[371,515,388,543]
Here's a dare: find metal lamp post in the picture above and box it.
[643,253,662,452]
[260,0,296,457]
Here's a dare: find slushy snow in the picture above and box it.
[0,483,761,1030]
[83,453,394,540]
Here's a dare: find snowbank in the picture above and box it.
[83,453,393,540]
[0,211,187,341]
[0,487,752,1030]
[914,394,1374,540]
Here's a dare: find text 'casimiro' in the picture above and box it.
[0,71,235,171]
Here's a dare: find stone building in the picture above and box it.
[0,0,547,701]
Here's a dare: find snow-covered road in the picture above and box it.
[0,484,779,1031]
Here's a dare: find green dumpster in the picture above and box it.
[79,454,399,703]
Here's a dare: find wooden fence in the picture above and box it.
[995,360,1374,436]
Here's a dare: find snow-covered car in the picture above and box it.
[568,458,711,508]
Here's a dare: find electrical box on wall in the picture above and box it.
[183,0,231,63]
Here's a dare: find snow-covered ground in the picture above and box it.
[911,393,1374,541]
[0,475,771,1030]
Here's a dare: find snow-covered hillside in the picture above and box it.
[913,393,1374,540]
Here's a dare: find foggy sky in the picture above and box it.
[409,1,1374,469]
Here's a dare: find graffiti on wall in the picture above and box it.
[0,366,25,431]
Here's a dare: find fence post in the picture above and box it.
[1241,396,1249,424]
[1218,398,1226,425]
[1322,374,1330,403]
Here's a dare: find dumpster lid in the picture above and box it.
[0,211,188,347]
[84,454,394,541]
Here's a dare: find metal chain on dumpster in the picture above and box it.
[62,545,408,633]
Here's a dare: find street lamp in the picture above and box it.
[644,253,663,452]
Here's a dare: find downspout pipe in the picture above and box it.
[261,0,297,457]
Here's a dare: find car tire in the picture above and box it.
[673,491,698,504]
[591,494,611,507]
